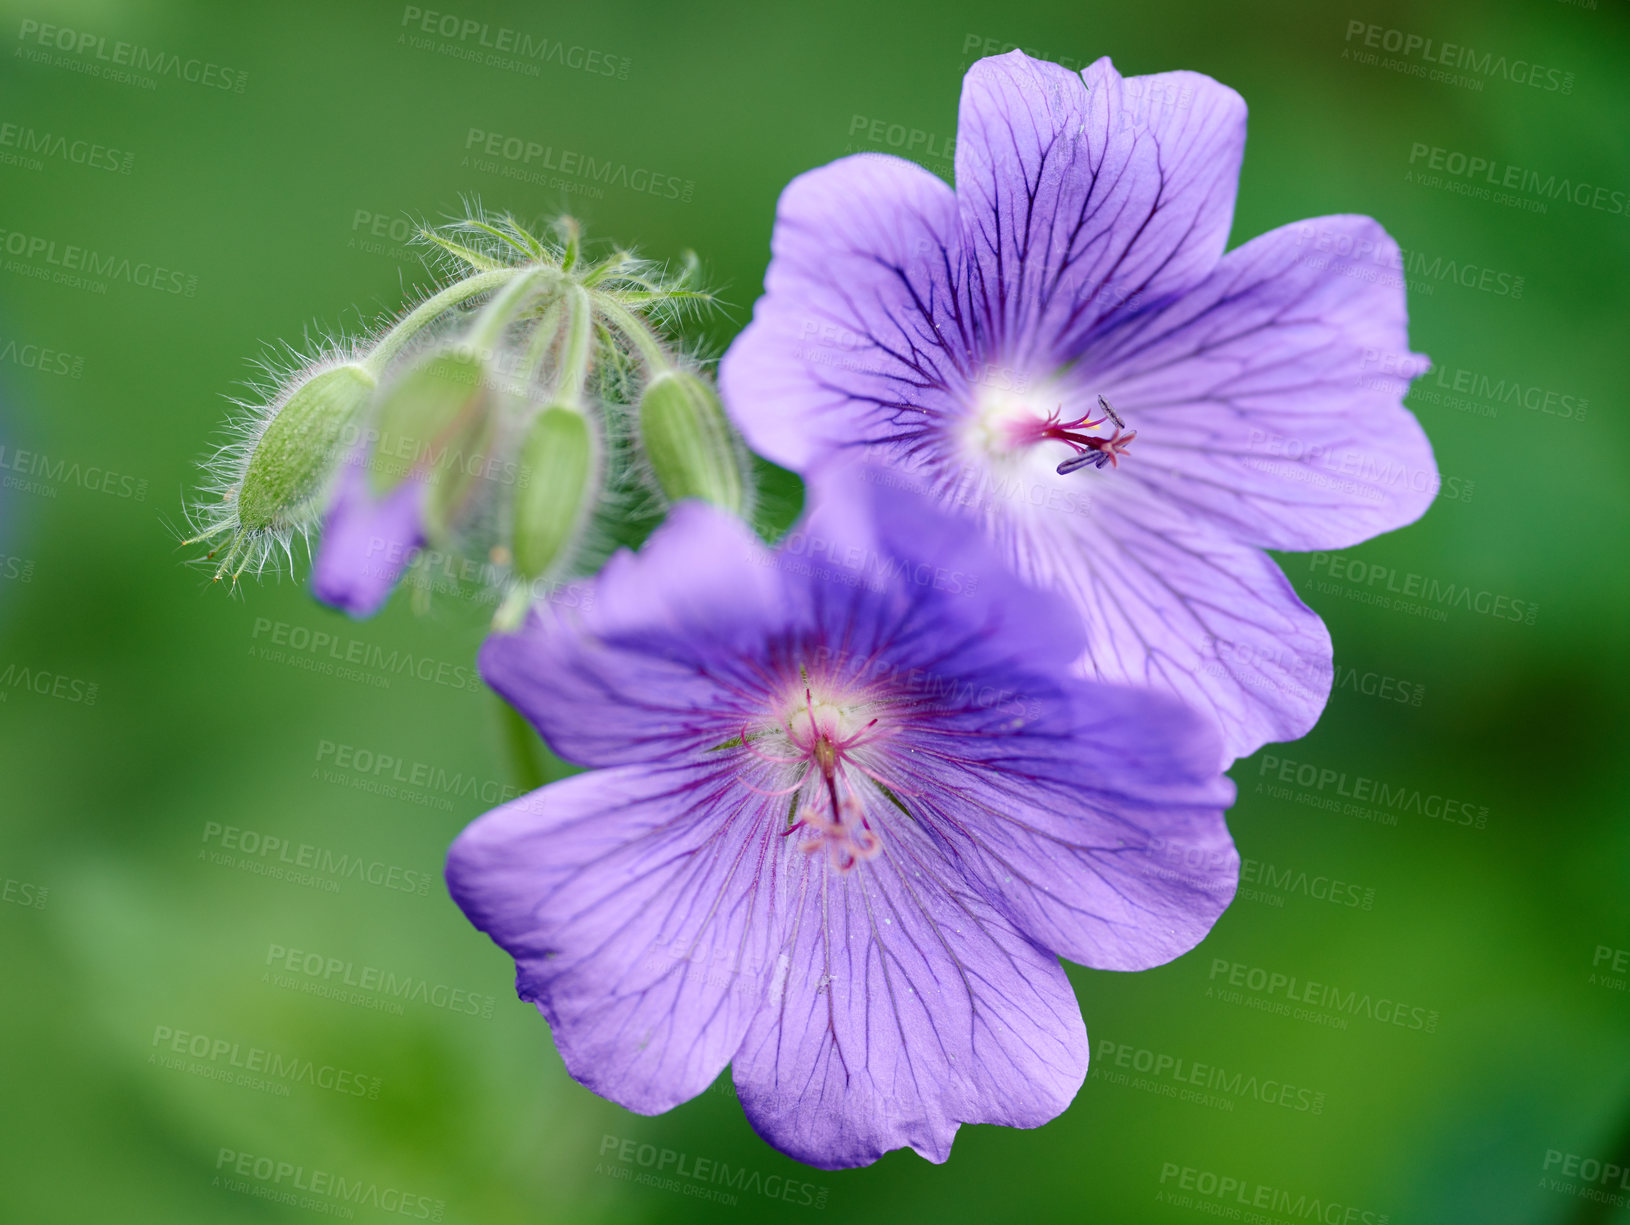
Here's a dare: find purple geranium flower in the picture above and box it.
[311,451,426,617]
[448,463,1236,1168]
[720,51,1437,763]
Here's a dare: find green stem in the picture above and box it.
[555,287,595,402]
[468,266,559,355]
[557,216,582,272]
[579,250,637,288]
[595,296,674,374]
[521,297,565,382]
[364,268,521,374]
[496,695,549,794]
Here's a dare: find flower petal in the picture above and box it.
[447,763,788,1114]
[480,502,785,768]
[955,52,1245,366]
[311,458,424,617]
[1009,486,1331,764]
[719,153,965,472]
[783,461,1238,968]
[732,799,1088,1169]
[891,677,1236,970]
[1090,215,1437,550]
[796,457,1088,675]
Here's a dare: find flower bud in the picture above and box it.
[368,349,498,540]
[239,362,374,534]
[636,369,750,515]
[512,404,600,582]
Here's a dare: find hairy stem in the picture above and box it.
[365,268,522,373]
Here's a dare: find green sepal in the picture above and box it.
[238,363,374,532]
[368,350,495,539]
[637,369,748,514]
[512,405,598,581]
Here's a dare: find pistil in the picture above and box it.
[1011,394,1137,473]
[742,684,887,872]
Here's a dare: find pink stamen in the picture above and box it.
[1013,395,1137,474]
[736,689,893,873]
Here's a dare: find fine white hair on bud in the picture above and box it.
[182,348,375,589]
[490,401,605,632]
[636,367,755,518]
[183,204,758,610]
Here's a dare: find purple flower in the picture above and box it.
[448,464,1236,1169]
[311,451,426,617]
[719,51,1436,763]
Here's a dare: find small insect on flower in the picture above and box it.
[448,460,1238,1170]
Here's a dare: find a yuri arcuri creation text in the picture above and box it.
[213,1147,442,1219]
[1206,958,1440,1034]
[151,1024,382,1099]
[262,943,496,1019]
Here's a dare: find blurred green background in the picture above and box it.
[2,0,1627,1221]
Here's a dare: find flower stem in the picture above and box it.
[496,694,550,794]
[468,266,559,356]
[554,287,595,403]
[595,297,675,375]
[364,268,521,374]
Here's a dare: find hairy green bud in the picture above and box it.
[368,349,497,540]
[512,405,599,581]
[239,363,375,533]
[184,360,376,586]
[184,208,732,598]
[637,369,750,515]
